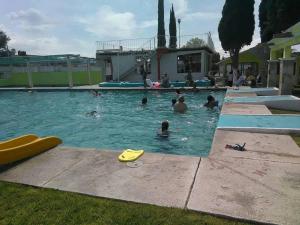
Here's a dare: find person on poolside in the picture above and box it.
[141,97,148,105]
[161,73,170,88]
[157,120,170,137]
[185,70,194,87]
[173,96,188,113]
[204,95,219,109]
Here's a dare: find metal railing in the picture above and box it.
[96,33,215,52]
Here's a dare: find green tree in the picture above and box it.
[183,37,205,48]
[218,0,255,72]
[0,30,10,49]
[157,0,166,48]
[276,0,300,34]
[169,4,177,49]
[259,0,300,42]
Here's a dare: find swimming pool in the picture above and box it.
[0,90,224,156]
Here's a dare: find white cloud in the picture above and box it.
[8,32,93,57]
[8,8,56,32]
[140,20,157,29]
[79,5,137,39]
[186,12,220,21]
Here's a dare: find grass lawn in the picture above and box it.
[269,108,300,147]
[0,181,252,225]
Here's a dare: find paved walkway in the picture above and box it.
[0,147,200,208]
[188,130,300,225]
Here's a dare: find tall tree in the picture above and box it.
[276,0,300,33]
[183,37,206,48]
[157,0,166,48]
[218,0,255,75]
[169,4,177,48]
[259,0,300,42]
[0,30,10,49]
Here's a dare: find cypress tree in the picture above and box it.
[276,0,300,33]
[259,0,270,42]
[157,0,166,48]
[259,0,300,42]
[218,0,255,72]
[169,4,177,49]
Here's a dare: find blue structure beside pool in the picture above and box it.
[218,114,300,134]
[224,95,300,111]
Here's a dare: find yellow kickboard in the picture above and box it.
[118,149,144,162]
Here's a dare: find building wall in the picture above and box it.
[111,54,136,81]
[219,45,270,86]
[0,71,102,87]
[150,50,210,82]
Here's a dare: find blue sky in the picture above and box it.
[0,0,261,57]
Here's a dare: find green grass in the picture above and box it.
[269,108,300,147]
[0,181,252,225]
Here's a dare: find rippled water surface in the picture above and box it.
[0,90,224,156]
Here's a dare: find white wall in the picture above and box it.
[111,54,136,80]
[150,50,210,82]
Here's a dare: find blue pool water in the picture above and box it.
[0,90,225,156]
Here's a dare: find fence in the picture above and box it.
[96,33,215,52]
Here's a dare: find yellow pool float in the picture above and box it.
[0,134,62,165]
[118,149,144,162]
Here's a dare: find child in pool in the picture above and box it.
[157,121,169,137]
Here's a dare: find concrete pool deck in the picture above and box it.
[1,87,300,225]
[188,130,300,225]
[0,147,200,208]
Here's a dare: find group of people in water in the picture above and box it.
[142,89,219,113]
[87,89,219,138]
[141,89,220,137]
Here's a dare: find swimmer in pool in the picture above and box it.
[173,96,187,113]
[172,98,177,107]
[91,90,100,97]
[204,95,219,109]
[86,110,98,117]
[141,97,148,105]
[157,120,170,137]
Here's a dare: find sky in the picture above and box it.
[0,0,261,57]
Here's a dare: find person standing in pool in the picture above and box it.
[172,98,177,107]
[204,95,219,109]
[173,96,188,113]
[141,97,148,105]
[157,120,170,137]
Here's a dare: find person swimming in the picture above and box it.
[173,96,188,113]
[91,90,100,97]
[86,110,98,117]
[204,95,219,109]
[157,120,169,137]
[172,98,177,106]
[142,97,148,105]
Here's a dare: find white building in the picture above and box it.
[96,35,215,82]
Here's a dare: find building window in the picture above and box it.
[177,53,201,73]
